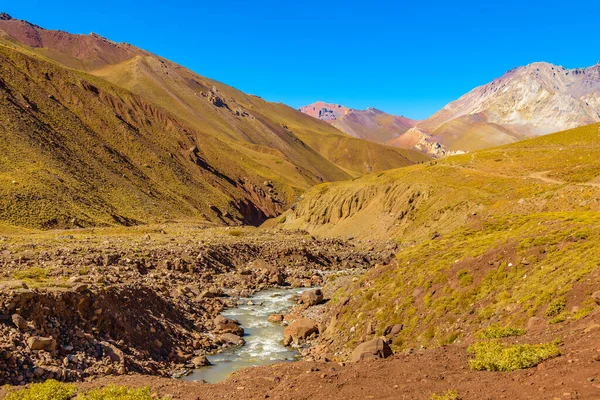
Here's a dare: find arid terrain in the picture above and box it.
[1,10,600,400]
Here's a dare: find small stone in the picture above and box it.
[11,314,28,331]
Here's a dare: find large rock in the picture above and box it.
[301,289,324,306]
[592,291,600,306]
[100,342,124,363]
[268,314,284,323]
[214,315,244,336]
[283,318,318,345]
[219,333,245,346]
[11,314,28,331]
[27,336,57,352]
[351,337,393,362]
[191,355,211,367]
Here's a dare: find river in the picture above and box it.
[182,287,307,383]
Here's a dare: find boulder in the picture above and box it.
[11,314,28,331]
[219,333,245,346]
[268,314,284,323]
[27,336,57,352]
[351,337,393,362]
[214,315,244,336]
[592,291,600,306]
[301,289,324,306]
[383,324,403,337]
[100,342,124,363]
[283,318,318,344]
[192,355,211,367]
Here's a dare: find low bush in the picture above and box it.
[431,390,461,400]
[79,385,166,400]
[468,339,560,371]
[477,325,525,339]
[4,380,75,400]
[3,381,167,400]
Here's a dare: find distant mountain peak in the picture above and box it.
[0,12,13,21]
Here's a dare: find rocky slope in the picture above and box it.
[299,101,450,157]
[0,14,428,230]
[0,225,396,385]
[419,62,600,151]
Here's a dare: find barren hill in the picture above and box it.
[419,62,600,151]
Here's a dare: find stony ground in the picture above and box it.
[34,307,599,399]
[1,223,599,399]
[0,223,396,386]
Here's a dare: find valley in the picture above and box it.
[0,9,599,400]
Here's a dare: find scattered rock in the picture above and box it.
[192,355,211,367]
[220,333,245,346]
[351,337,393,362]
[214,315,244,336]
[283,318,318,344]
[592,291,600,306]
[11,314,28,331]
[268,314,284,323]
[301,289,324,306]
[27,336,57,352]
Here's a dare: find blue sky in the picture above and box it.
[3,0,600,119]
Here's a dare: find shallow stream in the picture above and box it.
[183,287,306,383]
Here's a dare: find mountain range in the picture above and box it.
[300,62,600,156]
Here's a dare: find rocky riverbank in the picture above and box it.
[0,224,396,385]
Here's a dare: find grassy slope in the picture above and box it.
[0,42,321,228]
[91,56,428,177]
[0,19,428,229]
[282,123,600,357]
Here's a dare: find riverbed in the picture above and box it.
[183,287,307,383]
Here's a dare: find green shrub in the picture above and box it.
[13,267,49,281]
[478,325,525,339]
[545,297,566,317]
[79,385,165,400]
[5,380,75,400]
[457,270,473,287]
[227,229,243,236]
[468,339,560,371]
[431,390,461,400]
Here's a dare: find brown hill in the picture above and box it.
[0,14,428,229]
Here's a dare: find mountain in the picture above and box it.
[299,102,464,158]
[279,121,600,357]
[0,14,428,229]
[299,101,417,143]
[418,62,600,151]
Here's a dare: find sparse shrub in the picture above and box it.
[227,229,243,237]
[79,385,166,400]
[13,267,49,281]
[4,380,75,400]
[457,270,473,287]
[279,215,287,224]
[546,297,566,317]
[431,390,461,400]
[468,339,560,371]
[478,325,525,339]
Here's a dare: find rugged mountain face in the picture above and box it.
[419,62,600,151]
[0,14,428,229]
[299,101,457,157]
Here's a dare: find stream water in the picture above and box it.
[182,287,306,383]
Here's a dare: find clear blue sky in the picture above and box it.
[4,0,600,119]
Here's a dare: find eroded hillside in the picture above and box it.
[0,15,428,230]
[280,123,600,358]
